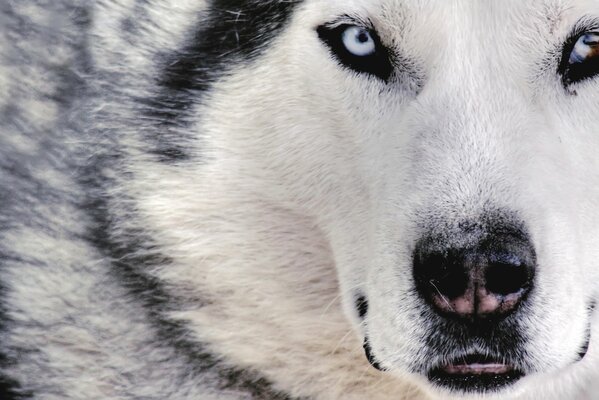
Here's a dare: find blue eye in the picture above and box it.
[342,26,376,57]
[561,32,599,87]
[317,23,393,81]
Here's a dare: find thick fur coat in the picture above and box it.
[1,1,599,399]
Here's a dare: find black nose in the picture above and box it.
[413,225,536,319]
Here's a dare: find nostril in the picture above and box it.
[485,259,532,296]
[416,251,469,300]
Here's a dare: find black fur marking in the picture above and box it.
[355,295,369,319]
[578,301,595,360]
[362,337,384,371]
[147,0,303,162]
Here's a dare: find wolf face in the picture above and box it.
[160,0,599,398]
[7,0,598,399]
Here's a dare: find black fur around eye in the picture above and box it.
[317,23,393,81]
[559,31,599,87]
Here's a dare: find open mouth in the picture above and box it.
[427,354,524,392]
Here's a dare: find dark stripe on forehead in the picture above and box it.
[148,0,303,162]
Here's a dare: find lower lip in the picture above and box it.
[442,363,514,375]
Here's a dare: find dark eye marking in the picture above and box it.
[559,19,599,88]
[317,19,393,81]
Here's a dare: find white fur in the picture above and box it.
[3,0,599,399]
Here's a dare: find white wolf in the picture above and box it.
[1,0,598,399]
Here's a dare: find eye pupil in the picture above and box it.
[357,32,370,43]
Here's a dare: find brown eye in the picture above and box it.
[561,32,599,86]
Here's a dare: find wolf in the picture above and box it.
[1,0,598,399]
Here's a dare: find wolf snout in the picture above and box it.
[413,224,536,319]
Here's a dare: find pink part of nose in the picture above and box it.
[431,278,525,317]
